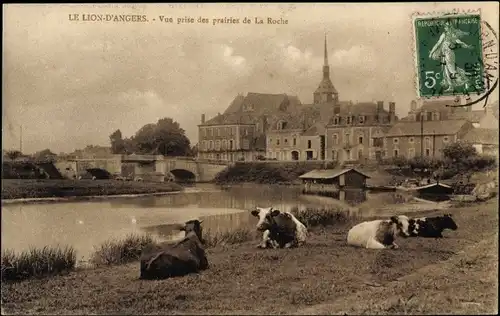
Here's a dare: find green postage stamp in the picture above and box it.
[413,13,486,98]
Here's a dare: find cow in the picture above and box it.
[250,207,308,249]
[409,213,458,238]
[139,219,209,280]
[347,215,411,249]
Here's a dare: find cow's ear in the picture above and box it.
[271,209,281,217]
[390,216,399,224]
[179,224,186,231]
[198,220,203,225]
[251,210,259,217]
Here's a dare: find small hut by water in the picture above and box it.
[299,168,371,195]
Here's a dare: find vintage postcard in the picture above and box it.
[2,2,499,315]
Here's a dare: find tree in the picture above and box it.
[442,141,477,162]
[110,118,192,156]
[4,150,23,161]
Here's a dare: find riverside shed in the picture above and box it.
[299,168,371,190]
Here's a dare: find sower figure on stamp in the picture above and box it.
[429,21,474,92]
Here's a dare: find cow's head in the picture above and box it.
[250,207,281,232]
[180,219,205,244]
[441,214,458,230]
[408,218,419,236]
[390,215,411,237]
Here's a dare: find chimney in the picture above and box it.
[201,114,206,124]
[410,100,417,112]
[389,102,396,123]
[376,101,384,113]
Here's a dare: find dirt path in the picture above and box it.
[1,200,497,315]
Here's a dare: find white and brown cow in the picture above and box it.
[347,215,411,249]
[250,207,308,249]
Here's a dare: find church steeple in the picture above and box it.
[313,34,338,104]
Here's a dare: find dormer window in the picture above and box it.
[346,116,352,124]
[358,116,365,124]
[243,103,255,112]
[277,121,287,130]
[333,116,340,125]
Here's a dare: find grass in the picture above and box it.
[0,200,497,314]
[1,246,76,282]
[291,206,360,228]
[1,179,182,200]
[89,234,156,267]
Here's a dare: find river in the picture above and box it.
[1,183,441,261]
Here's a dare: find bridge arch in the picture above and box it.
[85,168,112,179]
[169,169,196,183]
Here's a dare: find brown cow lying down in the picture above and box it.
[139,219,209,280]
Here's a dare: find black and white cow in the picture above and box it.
[139,219,209,280]
[250,207,308,249]
[347,215,411,249]
[409,213,458,238]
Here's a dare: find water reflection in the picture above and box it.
[1,184,417,261]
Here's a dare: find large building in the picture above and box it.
[383,119,474,159]
[197,92,301,161]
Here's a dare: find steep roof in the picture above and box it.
[385,119,469,137]
[201,92,301,126]
[302,122,326,136]
[314,77,338,94]
[449,110,484,123]
[462,128,499,145]
[416,99,463,112]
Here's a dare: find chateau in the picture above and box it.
[197,37,498,163]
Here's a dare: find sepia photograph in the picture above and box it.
[1,2,499,315]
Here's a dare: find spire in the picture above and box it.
[324,34,328,66]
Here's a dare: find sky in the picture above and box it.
[3,2,499,154]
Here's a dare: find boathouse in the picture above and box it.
[299,168,371,194]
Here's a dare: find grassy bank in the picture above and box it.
[214,161,338,185]
[1,199,497,314]
[1,179,182,200]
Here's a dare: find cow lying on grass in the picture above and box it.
[409,214,458,238]
[251,207,308,249]
[347,215,411,249]
[139,219,209,280]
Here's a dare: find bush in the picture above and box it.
[1,246,77,281]
[204,228,255,248]
[290,206,359,228]
[90,234,156,267]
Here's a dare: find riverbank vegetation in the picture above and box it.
[1,246,76,282]
[213,161,338,185]
[1,179,183,200]
[1,200,497,314]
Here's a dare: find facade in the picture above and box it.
[324,101,396,163]
[384,119,474,159]
[462,128,499,157]
[197,92,301,161]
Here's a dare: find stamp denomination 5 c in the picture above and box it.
[414,14,485,98]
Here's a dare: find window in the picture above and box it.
[215,140,221,150]
[284,138,288,144]
[425,148,430,156]
[347,116,352,124]
[231,127,236,136]
[244,128,249,136]
[408,148,415,158]
[358,136,363,144]
[394,149,399,157]
[333,134,339,145]
[358,149,363,160]
[293,138,297,146]
[359,116,365,124]
[277,121,287,130]
[333,116,340,125]
[222,140,227,150]
[216,128,220,137]
[307,140,312,149]
[229,140,234,150]
[393,138,399,144]
[332,150,337,160]
[425,137,431,146]
[268,138,273,144]
[276,138,280,145]
[255,123,260,132]
[208,128,213,137]
[409,137,414,143]
[345,133,350,144]
[209,140,214,150]
[443,136,449,143]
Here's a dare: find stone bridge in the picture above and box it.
[54,155,230,182]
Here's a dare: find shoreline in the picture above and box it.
[0,189,187,205]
